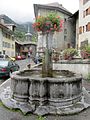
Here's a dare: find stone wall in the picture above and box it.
[53,59,90,78]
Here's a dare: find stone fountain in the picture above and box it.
[0,66,89,116]
[0,13,90,116]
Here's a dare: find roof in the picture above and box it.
[0,14,16,24]
[5,24,16,27]
[0,23,14,35]
[15,40,37,46]
[69,10,79,18]
[46,2,71,13]
[25,32,32,36]
[34,2,72,17]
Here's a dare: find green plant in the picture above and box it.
[80,45,90,59]
[36,116,46,120]
[84,45,90,53]
[63,48,78,60]
[86,73,90,81]
[63,48,78,56]
[33,12,63,33]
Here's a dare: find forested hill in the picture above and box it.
[0,14,35,40]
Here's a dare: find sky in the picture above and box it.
[0,0,79,23]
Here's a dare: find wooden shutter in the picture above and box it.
[79,27,82,34]
[88,22,90,31]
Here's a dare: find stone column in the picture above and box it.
[11,77,29,102]
[42,32,53,77]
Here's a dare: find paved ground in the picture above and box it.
[0,105,89,120]
[0,80,89,120]
[0,60,90,120]
[16,59,35,70]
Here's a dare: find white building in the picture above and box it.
[79,0,90,48]
[0,23,15,57]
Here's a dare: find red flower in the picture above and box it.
[33,13,63,33]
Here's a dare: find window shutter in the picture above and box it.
[88,7,90,15]
[88,22,90,31]
[79,27,82,34]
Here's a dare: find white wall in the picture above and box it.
[79,0,90,47]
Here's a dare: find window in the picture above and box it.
[86,22,90,32]
[64,18,67,22]
[3,41,11,48]
[86,25,88,31]
[12,44,14,49]
[83,11,85,18]
[64,29,67,34]
[79,27,82,34]
[83,7,90,17]
[3,50,5,54]
[86,8,88,16]
[12,36,14,40]
[3,41,4,47]
[67,43,70,48]
[88,7,90,14]
[83,26,84,33]
[86,7,90,16]
[64,36,67,41]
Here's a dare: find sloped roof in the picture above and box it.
[46,2,71,13]
[0,23,13,35]
[0,14,16,24]
[34,2,72,17]
[15,40,37,46]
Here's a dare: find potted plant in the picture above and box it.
[33,13,63,33]
[63,48,78,60]
[81,45,90,59]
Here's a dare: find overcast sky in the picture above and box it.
[0,0,79,23]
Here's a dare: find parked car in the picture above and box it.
[16,55,22,60]
[16,55,26,60]
[21,55,26,60]
[0,59,20,78]
[0,54,15,61]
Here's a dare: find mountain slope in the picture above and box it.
[0,14,35,40]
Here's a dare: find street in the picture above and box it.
[15,58,33,70]
[0,59,35,84]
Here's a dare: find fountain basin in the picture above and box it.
[1,68,88,115]
[4,68,84,115]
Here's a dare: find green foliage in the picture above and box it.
[83,45,90,53]
[87,73,90,79]
[33,12,63,33]
[36,116,46,120]
[63,48,78,56]
[31,34,37,42]
[14,30,26,41]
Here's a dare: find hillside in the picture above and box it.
[0,14,35,40]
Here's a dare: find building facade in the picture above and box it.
[15,29,37,58]
[0,23,15,57]
[79,0,90,48]
[34,2,76,53]
[15,41,37,58]
[70,11,79,49]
